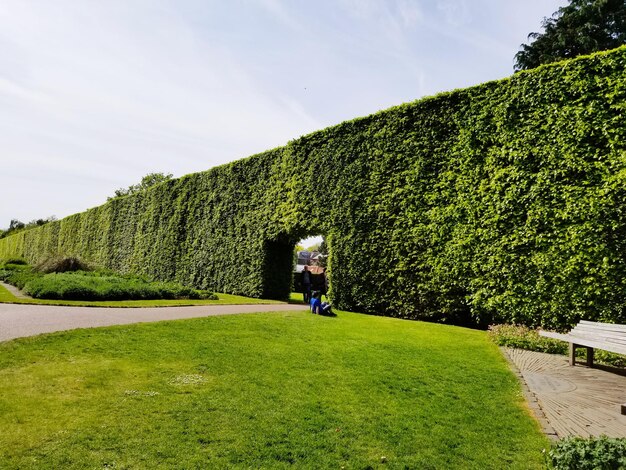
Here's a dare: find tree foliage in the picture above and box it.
[108,172,173,200]
[515,0,626,70]
[2,48,626,329]
[0,217,56,240]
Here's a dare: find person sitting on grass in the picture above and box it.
[310,290,332,315]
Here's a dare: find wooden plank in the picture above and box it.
[604,338,626,346]
[568,331,626,345]
[540,321,626,364]
[539,333,626,357]
[574,326,626,336]
[569,334,626,350]
[566,336,626,356]
[576,324,626,332]
[578,322,626,333]
[504,348,626,438]
[575,328,626,338]
[579,319,626,326]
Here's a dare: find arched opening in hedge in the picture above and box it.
[292,234,328,303]
[3,48,626,328]
[260,231,330,301]
[260,234,295,300]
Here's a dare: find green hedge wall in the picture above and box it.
[2,47,626,329]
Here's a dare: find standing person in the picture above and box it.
[302,265,312,304]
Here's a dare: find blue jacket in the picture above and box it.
[310,297,321,314]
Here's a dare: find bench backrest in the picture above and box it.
[570,320,626,349]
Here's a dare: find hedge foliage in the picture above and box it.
[548,436,626,470]
[0,262,216,301]
[2,47,626,328]
[22,272,216,301]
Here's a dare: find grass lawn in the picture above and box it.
[0,310,549,469]
[289,291,307,303]
[0,283,282,307]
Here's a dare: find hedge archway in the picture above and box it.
[2,47,626,329]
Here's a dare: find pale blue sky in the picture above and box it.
[0,0,565,227]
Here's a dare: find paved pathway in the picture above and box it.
[0,303,309,342]
[0,281,31,299]
[504,348,626,438]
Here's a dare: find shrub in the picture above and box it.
[488,324,566,354]
[0,264,41,289]
[36,256,92,274]
[1,257,27,265]
[548,436,626,470]
[22,272,217,301]
[594,350,626,368]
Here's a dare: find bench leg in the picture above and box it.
[569,343,576,366]
[586,347,594,367]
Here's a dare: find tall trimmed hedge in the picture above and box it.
[3,47,626,329]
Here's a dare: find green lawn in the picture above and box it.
[0,310,549,469]
[289,291,307,303]
[0,283,282,307]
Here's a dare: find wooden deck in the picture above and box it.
[504,348,626,438]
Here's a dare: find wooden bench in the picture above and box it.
[539,320,626,367]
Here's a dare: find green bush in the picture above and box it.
[22,272,216,301]
[488,324,567,354]
[1,48,626,327]
[0,264,41,289]
[36,256,92,273]
[548,436,626,469]
[1,257,27,265]
[0,261,217,301]
[594,349,626,368]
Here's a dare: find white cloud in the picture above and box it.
[397,0,424,27]
[255,0,306,32]
[0,0,570,226]
[437,0,471,27]
[0,77,47,103]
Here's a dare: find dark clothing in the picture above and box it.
[302,269,312,304]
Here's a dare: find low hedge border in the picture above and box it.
[0,262,216,301]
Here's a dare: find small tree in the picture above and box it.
[514,0,626,71]
[1,216,56,239]
[109,172,173,200]
[8,219,25,231]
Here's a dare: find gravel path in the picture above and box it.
[0,303,309,342]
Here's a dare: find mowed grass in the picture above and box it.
[0,310,549,469]
[0,283,282,307]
